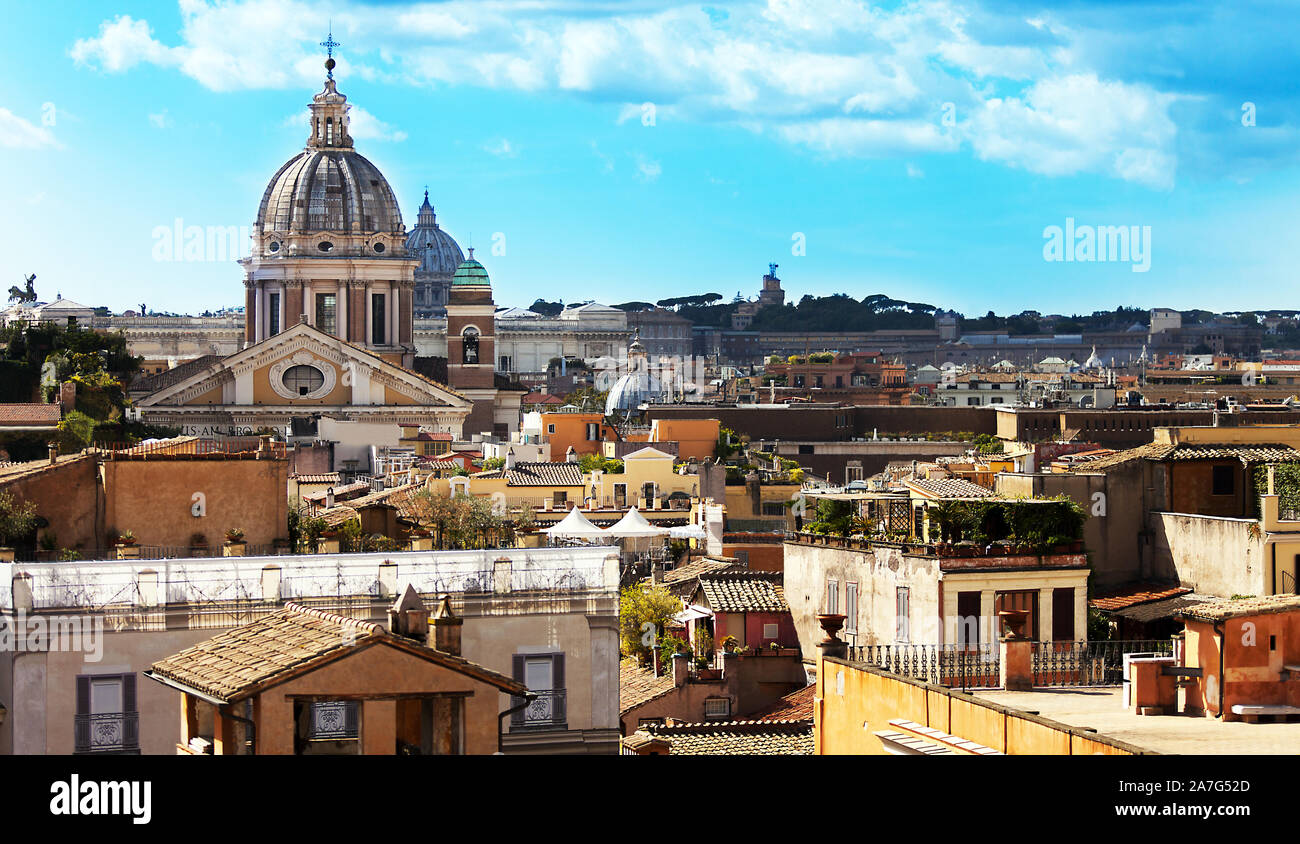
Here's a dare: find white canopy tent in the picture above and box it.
[544,507,609,541]
[604,507,670,539]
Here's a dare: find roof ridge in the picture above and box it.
[282,602,384,636]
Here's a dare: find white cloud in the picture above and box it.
[906,162,924,179]
[347,106,407,142]
[68,1,1190,187]
[635,154,662,182]
[965,74,1179,189]
[0,108,60,149]
[148,109,173,129]
[484,138,518,157]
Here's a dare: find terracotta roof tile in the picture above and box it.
[1090,582,1193,612]
[696,572,788,614]
[1177,594,1300,623]
[620,660,677,713]
[149,602,524,702]
[475,461,584,486]
[630,720,813,755]
[753,684,815,722]
[904,478,994,499]
[0,403,61,425]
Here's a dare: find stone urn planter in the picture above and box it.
[998,609,1030,640]
[816,613,846,643]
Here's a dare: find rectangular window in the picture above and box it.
[896,587,910,643]
[75,673,139,754]
[547,424,556,434]
[269,292,281,336]
[957,591,981,647]
[553,491,567,508]
[498,355,512,371]
[315,292,337,335]
[704,698,731,720]
[845,582,858,634]
[1052,588,1076,642]
[586,422,599,440]
[826,578,839,615]
[763,622,779,640]
[511,653,567,730]
[1212,465,1235,496]
[761,501,786,516]
[372,293,386,345]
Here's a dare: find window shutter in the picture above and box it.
[511,654,526,727]
[76,676,90,715]
[551,653,566,727]
[122,673,137,713]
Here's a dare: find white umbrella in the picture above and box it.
[544,507,608,539]
[669,524,708,540]
[604,507,670,538]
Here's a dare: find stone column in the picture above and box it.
[349,281,365,343]
[1038,587,1054,644]
[243,282,257,345]
[980,590,996,647]
[399,282,413,347]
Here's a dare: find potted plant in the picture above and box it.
[223,527,247,557]
[115,529,139,560]
[721,635,739,654]
[0,491,38,562]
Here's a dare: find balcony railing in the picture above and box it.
[75,712,140,754]
[512,690,567,730]
[849,643,1000,690]
[1031,639,1174,687]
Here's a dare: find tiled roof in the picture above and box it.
[620,660,677,714]
[317,482,424,526]
[0,403,62,425]
[149,603,524,703]
[292,472,341,484]
[1165,443,1300,462]
[1176,594,1300,623]
[1069,442,1175,472]
[303,480,370,502]
[904,477,995,499]
[753,684,815,722]
[696,572,788,614]
[1090,581,1193,612]
[658,557,745,594]
[475,461,584,486]
[133,355,222,394]
[631,720,813,755]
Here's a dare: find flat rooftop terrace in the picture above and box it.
[977,687,1300,755]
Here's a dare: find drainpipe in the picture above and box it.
[1213,619,1225,719]
[497,692,537,755]
[222,705,256,756]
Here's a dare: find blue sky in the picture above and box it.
[2,0,1298,317]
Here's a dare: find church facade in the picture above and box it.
[138,54,522,439]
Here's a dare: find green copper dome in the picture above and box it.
[451,248,490,286]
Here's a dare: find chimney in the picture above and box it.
[325,486,335,508]
[47,441,58,464]
[566,446,578,464]
[299,313,309,325]
[431,594,463,656]
[505,447,516,471]
[672,651,691,687]
[387,584,429,644]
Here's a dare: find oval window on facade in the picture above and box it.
[373,242,385,253]
[282,364,325,396]
[318,241,334,253]
[268,241,281,253]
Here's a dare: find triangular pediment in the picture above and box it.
[139,322,471,409]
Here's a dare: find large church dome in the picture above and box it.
[406,190,463,275]
[250,73,407,258]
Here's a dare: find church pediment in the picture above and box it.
[139,322,471,410]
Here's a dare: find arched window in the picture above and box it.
[462,326,480,364]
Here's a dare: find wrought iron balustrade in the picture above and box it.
[1031,639,1173,687]
[513,689,567,730]
[74,712,140,754]
[849,643,1000,690]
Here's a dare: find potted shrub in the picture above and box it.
[223,528,247,557]
[115,530,139,560]
[0,491,38,562]
[721,635,739,654]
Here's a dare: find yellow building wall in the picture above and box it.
[815,656,1144,755]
